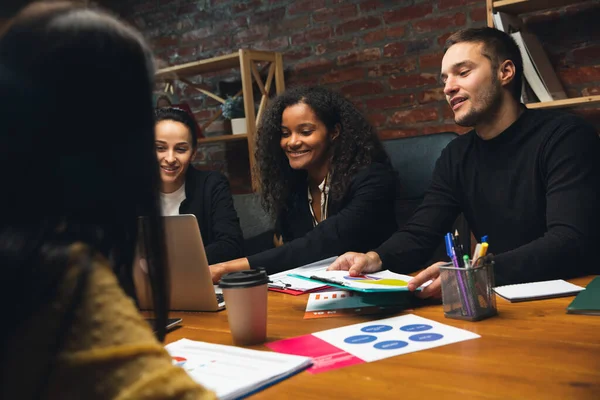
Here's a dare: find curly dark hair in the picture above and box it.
[255,86,391,216]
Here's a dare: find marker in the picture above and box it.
[463,254,471,269]
[479,242,489,259]
[472,243,482,263]
[481,235,488,243]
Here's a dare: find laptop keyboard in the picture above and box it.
[216,293,224,304]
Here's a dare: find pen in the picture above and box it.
[479,242,489,259]
[445,233,473,317]
[268,280,291,290]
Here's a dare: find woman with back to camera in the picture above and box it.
[210,86,398,282]
[0,2,213,399]
[155,107,243,264]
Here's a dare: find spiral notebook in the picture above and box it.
[493,279,585,303]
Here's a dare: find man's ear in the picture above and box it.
[331,123,341,141]
[498,59,516,88]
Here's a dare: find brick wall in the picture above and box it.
[106,0,600,192]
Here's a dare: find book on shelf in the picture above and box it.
[166,338,312,400]
[493,11,567,103]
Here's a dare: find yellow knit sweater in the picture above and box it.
[1,244,216,400]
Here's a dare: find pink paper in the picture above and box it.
[266,334,364,374]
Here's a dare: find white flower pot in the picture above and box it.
[231,117,246,135]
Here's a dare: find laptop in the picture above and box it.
[134,214,225,311]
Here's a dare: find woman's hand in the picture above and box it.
[209,257,251,284]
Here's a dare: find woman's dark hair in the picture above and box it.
[256,86,391,216]
[0,1,168,352]
[155,107,199,149]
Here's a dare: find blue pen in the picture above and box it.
[445,233,473,316]
[481,235,488,243]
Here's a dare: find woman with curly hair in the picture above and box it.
[210,86,398,282]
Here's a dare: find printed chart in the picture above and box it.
[304,289,411,319]
[267,314,480,373]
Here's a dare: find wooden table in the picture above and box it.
[166,276,600,400]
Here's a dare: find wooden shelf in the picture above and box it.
[525,95,600,109]
[198,133,248,144]
[492,0,588,15]
[155,50,278,79]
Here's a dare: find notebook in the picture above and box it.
[289,269,430,293]
[166,338,312,400]
[567,277,600,315]
[493,279,585,303]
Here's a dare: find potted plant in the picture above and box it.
[221,96,246,135]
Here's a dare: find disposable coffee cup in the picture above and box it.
[219,269,269,345]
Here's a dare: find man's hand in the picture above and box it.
[407,261,446,299]
[327,251,384,276]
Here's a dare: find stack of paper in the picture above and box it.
[166,339,312,399]
[493,279,585,302]
[267,256,336,295]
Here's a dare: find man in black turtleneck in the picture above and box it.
[329,27,600,296]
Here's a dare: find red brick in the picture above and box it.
[413,13,466,34]
[470,6,487,22]
[321,68,365,84]
[582,87,600,96]
[422,124,470,134]
[558,66,600,85]
[418,88,446,104]
[419,53,444,70]
[214,17,248,31]
[292,26,333,45]
[271,15,310,35]
[340,81,385,96]
[572,44,600,65]
[313,4,357,22]
[286,46,313,61]
[360,0,385,13]
[253,36,290,51]
[315,39,357,56]
[204,120,227,134]
[336,16,381,35]
[288,0,327,15]
[390,107,439,124]
[337,48,381,66]
[522,10,560,25]
[438,31,453,47]
[367,113,387,127]
[363,26,406,44]
[233,0,261,14]
[249,7,287,24]
[367,58,417,76]
[288,74,320,87]
[439,0,481,9]
[383,42,406,58]
[365,94,415,110]
[389,73,438,89]
[379,129,419,140]
[234,25,269,43]
[181,27,215,43]
[152,36,179,50]
[442,106,455,121]
[383,4,432,24]
[202,35,231,51]
[294,58,335,74]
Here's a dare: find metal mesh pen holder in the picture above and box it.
[439,256,497,322]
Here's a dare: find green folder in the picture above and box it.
[567,277,600,315]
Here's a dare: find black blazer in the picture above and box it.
[247,162,398,274]
[179,167,243,264]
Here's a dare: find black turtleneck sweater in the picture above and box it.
[376,108,600,285]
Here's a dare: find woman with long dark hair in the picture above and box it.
[211,86,398,281]
[0,2,213,399]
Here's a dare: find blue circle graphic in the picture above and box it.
[400,324,433,332]
[344,335,378,344]
[373,340,409,350]
[361,324,393,333]
[409,333,443,342]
